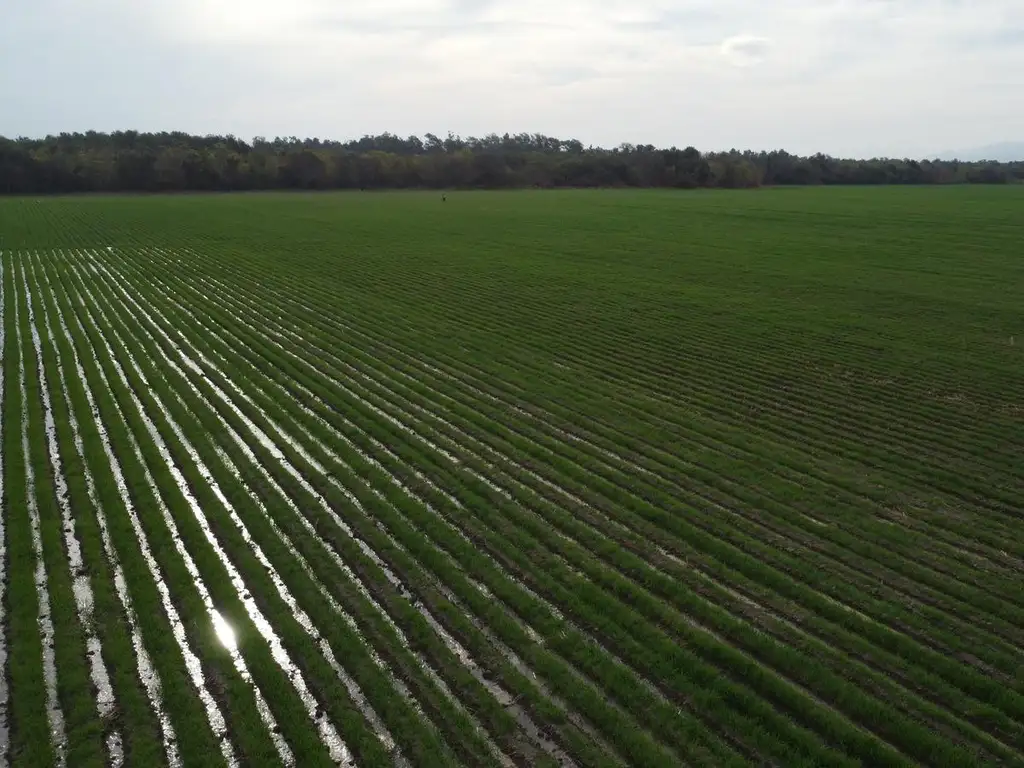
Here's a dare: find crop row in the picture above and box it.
[102,242,1024,762]
[1,234,1020,768]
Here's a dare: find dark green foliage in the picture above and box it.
[1,131,1023,194]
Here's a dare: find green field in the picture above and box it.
[0,187,1022,767]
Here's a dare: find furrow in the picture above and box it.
[233,264,1024,625]
[409,343,1019,579]
[217,272,1022,576]
[5,190,1024,766]
[167,260,934,633]
[88,250,696,765]
[180,252,1024,696]
[177,253,1009,584]
[12,256,68,767]
[212,444,416,765]
[22,259,124,765]
[119,262,704,765]
[99,250,860,765]
[112,255,677,677]
[177,284,631,762]
[0,251,8,768]
[198,320,655,765]
[63,261,346,766]
[83,249,579,767]
[183,245,1023,516]
[40,253,243,767]
[195,246,1024,551]
[77,257,413,763]
[27,256,181,767]
[132,246,1019,765]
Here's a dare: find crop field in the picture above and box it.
[0,187,1022,767]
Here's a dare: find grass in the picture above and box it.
[0,186,1022,767]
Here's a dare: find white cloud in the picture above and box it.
[720,35,772,67]
[2,0,1022,157]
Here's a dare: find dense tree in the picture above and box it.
[0,131,1021,195]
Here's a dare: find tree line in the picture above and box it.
[1,130,1021,194]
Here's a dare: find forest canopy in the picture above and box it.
[1,130,1021,194]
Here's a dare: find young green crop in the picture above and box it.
[0,187,1021,767]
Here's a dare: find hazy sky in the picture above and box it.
[2,0,1021,157]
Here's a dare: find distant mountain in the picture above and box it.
[934,142,1024,162]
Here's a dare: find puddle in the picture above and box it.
[40,254,239,767]
[122,262,563,631]
[132,255,684,763]
[0,257,8,767]
[88,250,523,763]
[12,257,68,767]
[180,264,703,721]
[68,265,343,767]
[110,246,720,764]
[22,264,122,764]
[213,445,403,759]
[118,249,1024,763]
[116,253,586,652]
[89,249,543,767]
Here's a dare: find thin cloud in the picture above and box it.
[1,0,1022,158]
[720,34,773,67]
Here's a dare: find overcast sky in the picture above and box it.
[1,0,1021,158]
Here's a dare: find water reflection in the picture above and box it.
[212,611,238,652]
[13,256,68,767]
[46,254,238,767]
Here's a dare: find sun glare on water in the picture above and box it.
[212,610,238,651]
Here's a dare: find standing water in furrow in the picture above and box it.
[0,251,8,768]
[147,246,646,763]
[72,254,377,765]
[107,246,628,763]
[131,292,571,764]
[21,261,123,766]
[27,256,181,767]
[152,248,692,761]
[140,258,597,636]
[76,258,410,759]
[82,250,526,766]
[12,256,68,767]
[60,256,347,766]
[49,252,288,764]
[68,257,372,765]
[36,253,239,767]
[87,249,519,766]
